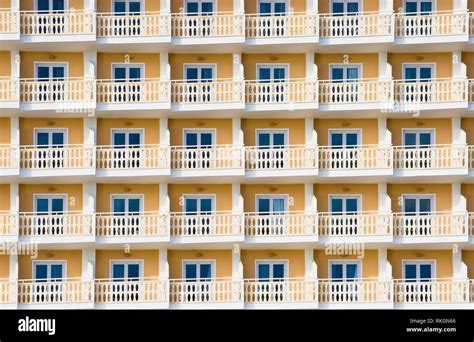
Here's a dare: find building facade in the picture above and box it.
[0,0,474,309]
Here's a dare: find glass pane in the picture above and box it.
[405,264,417,280]
[114,1,126,13]
[200,198,212,213]
[201,68,213,80]
[273,68,286,80]
[259,3,271,15]
[186,68,198,81]
[404,132,417,146]
[403,198,417,214]
[331,264,343,279]
[199,264,212,279]
[331,68,344,81]
[113,264,125,279]
[201,2,213,13]
[346,264,358,279]
[419,133,432,146]
[258,68,271,81]
[50,264,63,279]
[258,198,270,213]
[332,3,344,14]
[274,3,286,14]
[37,67,50,80]
[347,2,359,13]
[258,264,270,279]
[52,67,64,79]
[185,133,198,147]
[200,133,213,147]
[404,67,417,81]
[36,198,49,213]
[420,264,432,280]
[186,2,199,14]
[420,67,432,80]
[405,2,418,13]
[37,0,50,12]
[258,133,270,147]
[113,133,126,146]
[51,132,64,146]
[51,198,64,213]
[113,198,126,214]
[36,132,50,146]
[346,133,358,146]
[273,264,285,279]
[129,2,141,13]
[331,198,343,213]
[128,199,140,213]
[185,198,197,213]
[185,264,197,279]
[419,198,432,213]
[273,133,285,146]
[129,68,141,80]
[128,264,140,279]
[52,0,65,11]
[128,133,141,146]
[346,198,358,213]
[272,198,285,213]
[346,68,359,80]
[330,133,343,147]
[420,2,432,13]
[114,68,126,80]
[35,264,48,280]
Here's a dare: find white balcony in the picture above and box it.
[19,211,95,244]
[393,145,468,177]
[245,78,318,111]
[318,79,393,111]
[318,212,393,244]
[0,211,18,243]
[171,12,245,44]
[0,78,19,109]
[96,145,170,178]
[19,78,96,112]
[319,279,393,309]
[18,278,94,309]
[470,13,474,42]
[468,79,474,110]
[244,212,318,243]
[170,211,244,244]
[318,145,393,177]
[96,79,170,111]
[171,79,244,111]
[469,213,474,243]
[96,12,171,44]
[319,12,393,45]
[170,145,244,177]
[20,10,96,43]
[395,11,468,44]
[245,12,318,45]
[96,212,169,245]
[169,278,243,309]
[0,279,17,309]
[20,145,95,178]
[393,212,468,244]
[0,145,19,176]
[394,279,470,309]
[95,278,169,309]
[244,278,318,309]
[245,145,318,177]
[0,9,19,40]
[393,79,468,111]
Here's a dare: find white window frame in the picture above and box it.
[255,260,289,279]
[110,194,144,213]
[111,63,145,81]
[183,64,217,82]
[34,62,69,80]
[330,0,362,14]
[403,0,436,13]
[32,260,67,280]
[33,128,68,146]
[401,194,436,213]
[255,129,289,147]
[328,260,362,280]
[183,128,216,146]
[183,194,216,212]
[257,0,289,14]
[402,63,436,81]
[33,194,68,213]
[182,259,216,279]
[109,259,144,279]
[111,128,145,146]
[329,63,363,81]
[184,0,217,14]
[401,128,435,147]
[111,0,143,13]
[328,194,362,213]
[255,194,289,213]
[34,0,68,12]
[256,63,290,82]
[402,260,436,280]
[328,129,362,147]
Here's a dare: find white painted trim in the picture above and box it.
[182,259,216,279]
[111,63,145,81]
[32,260,67,280]
[255,193,289,212]
[111,0,144,14]
[328,128,363,146]
[257,0,289,15]
[34,62,69,80]
[33,193,68,213]
[110,193,145,213]
[401,128,436,146]
[182,194,216,212]
[402,63,437,80]
[256,63,290,81]
[183,63,217,81]
[34,0,69,12]
[402,259,436,279]
[109,259,144,279]
[328,259,362,280]
[255,128,289,146]
[328,194,362,212]
[110,128,145,146]
[402,0,436,13]
[255,259,289,279]
[329,0,363,14]
[329,63,363,81]
[33,127,68,146]
[184,0,217,13]
[182,128,216,146]
[401,194,436,213]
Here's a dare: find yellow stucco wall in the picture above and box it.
[314,184,378,212]
[19,250,82,279]
[462,250,474,279]
[19,184,83,212]
[168,250,232,278]
[387,119,452,145]
[95,250,160,278]
[0,118,11,145]
[168,119,233,146]
[461,184,474,212]
[461,118,474,145]
[97,118,160,145]
[20,118,84,145]
[97,53,160,79]
[241,184,305,212]
[388,53,452,79]
[169,54,233,79]
[242,54,306,79]
[314,119,379,145]
[242,119,305,146]
[0,184,10,211]
[168,184,232,212]
[20,52,84,78]
[241,250,305,278]
[388,250,453,278]
[0,52,11,77]
[0,255,9,278]
[387,184,452,212]
[314,249,379,278]
[315,54,379,80]
[96,184,160,212]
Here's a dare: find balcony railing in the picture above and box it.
[19,212,94,238]
[170,211,243,238]
[319,79,393,104]
[393,212,467,238]
[393,145,467,170]
[394,79,467,104]
[0,9,19,34]
[244,212,318,238]
[170,145,244,170]
[244,278,318,304]
[245,78,318,105]
[18,278,93,305]
[20,145,95,170]
[20,10,96,36]
[171,79,244,105]
[20,78,96,104]
[469,79,474,103]
[245,12,318,39]
[95,278,168,304]
[471,280,474,302]
[471,13,474,37]
[245,145,318,171]
[319,12,393,38]
[0,211,18,237]
[0,279,16,304]
[0,77,19,103]
[469,213,474,238]
[96,145,169,170]
[395,11,468,38]
[170,278,243,304]
[97,12,170,38]
[394,279,470,304]
[171,12,244,38]
[318,212,393,238]
[319,145,393,171]
[319,278,393,304]
[96,79,170,104]
[96,212,169,238]
[0,145,19,169]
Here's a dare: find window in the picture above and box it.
[34,261,65,281]
[111,64,144,102]
[256,261,287,280]
[330,65,361,82]
[330,261,360,281]
[113,64,143,82]
[184,65,215,103]
[329,195,360,236]
[329,130,360,148]
[255,130,287,169]
[35,129,66,147]
[403,261,434,281]
[257,65,288,82]
[402,129,435,169]
[112,130,143,147]
[404,0,433,14]
[329,260,361,302]
[111,130,143,169]
[256,195,288,235]
[183,195,215,235]
[401,195,434,236]
[182,260,215,302]
[328,130,361,170]
[257,130,287,148]
[35,0,65,34]
[185,65,215,82]
[403,129,434,147]
[113,0,141,14]
[257,65,288,103]
[111,195,143,236]
[184,261,214,280]
[255,260,287,302]
[183,130,215,169]
[257,0,287,36]
[35,195,66,214]
[34,129,67,169]
[403,64,434,82]
[402,64,435,102]
[258,0,287,15]
[331,0,360,15]
[35,63,67,102]
[330,64,361,102]
[257,195,287,214]
[111,261,142,280]
[402,260,435,303]
[330,196,360,214]
[110,260,142,302]
[403,195,434,215]
[185,0,214,14]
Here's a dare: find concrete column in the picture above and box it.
[380,0,393,12]
[160,53,170,80]
[305,53,317,80]
[81,248,95,280]
[305,117,317,146]
[159,183,169,213]
[453,248,468,279]
[305,248,317,279]
[305,183,317,212]
[82,183,96,214]
[378,248,392,279]
[159,117,170,146]
[83,116,96,146]
[452,51,467,80]
[11,0,19,10]
[378,117,392,145]
[232,117,243,146]
[83,52,96,79]
[232,183,243,212]
[452,183,467,212]
[378,183,391,213]
[232,244,243,280]
[233,53,243,80]
[234,0,244,13]
[307,0,318,13]
[452,117,467,146]
[10,182,19,213]
[10,116,19,149]
[378,52,392,80]
[10,51,19,80]
[159,249,169,280]
[453,0,468,11]
[84,0,95,11]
